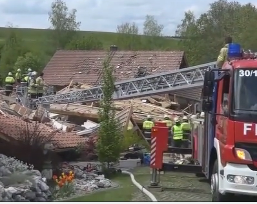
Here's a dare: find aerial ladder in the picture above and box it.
[32,62,217,105]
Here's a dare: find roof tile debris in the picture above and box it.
[0,102,137,150]
[0,113,87,149]
[43,50,186,86]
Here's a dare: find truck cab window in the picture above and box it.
[234,69,257,112]
[221,75,230,115]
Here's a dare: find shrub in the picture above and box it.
[0,122,60,171]
[121,130,149,151]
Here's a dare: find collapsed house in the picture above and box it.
[43,48,202,105]
[0,47,203,162]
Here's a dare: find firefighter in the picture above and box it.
[36,72,45,98]
[22,68,32,85]
[5,72,15,96]
[142,115,154,141]
[171,117,183,147]
[15,69,22,83]
[28,71,38,99]
[181,116,191,148]
[216,36,232,68]
[162,114,173,145]
[162,114,172,128]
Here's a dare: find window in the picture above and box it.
[221,75,230,115]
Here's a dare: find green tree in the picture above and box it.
[66,35,103,50]
[0,29,26,80]
[142,15,165,50]
[97,55,122,170]
[116,22,142,50]
[176,0,257,65]
[143,15,164,36]
[48,0,81,49]
[14,52,42,73]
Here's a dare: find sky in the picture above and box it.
[0,0,255,36]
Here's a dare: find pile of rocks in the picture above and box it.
[0,154,52,202]
[64,165,117,195]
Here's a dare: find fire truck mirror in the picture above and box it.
[202,99,212,112]
[203,71,214,97]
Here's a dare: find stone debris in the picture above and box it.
[58,165,117,200]
[0,154,52,202]
[0,154,118,202]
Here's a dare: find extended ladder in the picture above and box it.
[33,62,216,104]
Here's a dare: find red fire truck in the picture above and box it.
[195,43,257,201]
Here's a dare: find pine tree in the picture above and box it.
[97,54,122,169]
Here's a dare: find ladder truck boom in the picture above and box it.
[33,62,216,104]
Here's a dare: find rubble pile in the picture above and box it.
[50,84,184,124]
[0,154,52,202]
[0,82,197,163]
[64,165,116,195]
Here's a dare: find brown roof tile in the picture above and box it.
[111,51,185,81]
[0,113,87,149]
[43,50,186,86]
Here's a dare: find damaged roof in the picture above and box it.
[43,50,187,86]
[0,113,87,149]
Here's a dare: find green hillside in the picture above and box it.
[0,27,181,52]
[0,27,182,83]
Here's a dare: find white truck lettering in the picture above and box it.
[243,123,257,135]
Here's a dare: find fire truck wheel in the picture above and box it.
[211,160,233,201]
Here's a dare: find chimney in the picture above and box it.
[110,45,118,51]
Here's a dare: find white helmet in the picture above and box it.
[8,72,12,76]
[17,69,21,72]
[174,117,180,122]
[28,68,32,72]
[164,114,168,118]
[182,116,188,120]
[200,112,205,118]
[190,115,197,120]
[147,115,151,118]
[31,71,37,76]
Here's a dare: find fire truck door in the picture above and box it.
[202,112,211,175]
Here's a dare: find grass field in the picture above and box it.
[0,27,181,52]
[67,166,212,202]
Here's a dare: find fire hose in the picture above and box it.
[122,170,158,202]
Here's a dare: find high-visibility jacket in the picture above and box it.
[15,72,22,80]
[28,78,38,94]
[162,119,172,128]
[36,76,44,93]
[181,122,191,131]
[143,120,154,130]
[173,125,183,140]
[217,44,228,68]
[24,76,29,82]
[181,122,191,141]
[5,76,15,84]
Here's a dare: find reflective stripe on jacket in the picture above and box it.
[173,125,183,140]
[162,119,172,127]
[143,120,154,130]
[5,76,15,84]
